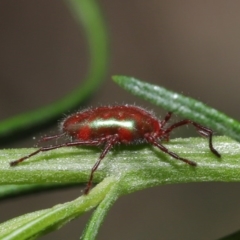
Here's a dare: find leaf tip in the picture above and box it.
[112,75,121,82]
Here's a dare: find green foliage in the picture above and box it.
[1,1,240,240]
[113,76,240,142]
[0,135,240,239]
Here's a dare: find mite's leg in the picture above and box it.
[145,135,197,166]
[84,134,119,194]
[10,139,103,166]
[39,132,66,142]
[161,112,172,127]
[160,112,173,141]
[164,120,221,158]
[35,132,67,147]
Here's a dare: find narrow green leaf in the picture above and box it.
[81,181,120,240]
[112,76,240,142]
[0,147,106,184]
[0,137,239,189]
[0,0,109,137]
[0,136,239,238]
[0,177,116,239]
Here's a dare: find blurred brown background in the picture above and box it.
[1,1,240,239]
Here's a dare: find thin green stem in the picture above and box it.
[81,180,120,240]
[0,177,116,239]
[0,136,239,238]
[0,137,239,188]
[0,0,109,137]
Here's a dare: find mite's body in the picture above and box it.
[63,105,162,143]
[10,105,220,194]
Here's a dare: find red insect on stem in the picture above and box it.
[10,105,220,194]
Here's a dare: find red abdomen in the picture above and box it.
[62,105,161,143]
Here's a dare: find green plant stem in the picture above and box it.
[1,136,239,188]
[81,180,120,239]
[0,136,239,238]
[0,177,117,239]
[0,0,109,137]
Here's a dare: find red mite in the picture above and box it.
[10,105,220,194]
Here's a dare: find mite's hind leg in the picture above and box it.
[145,134,197,166]
[164,119,220,157]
